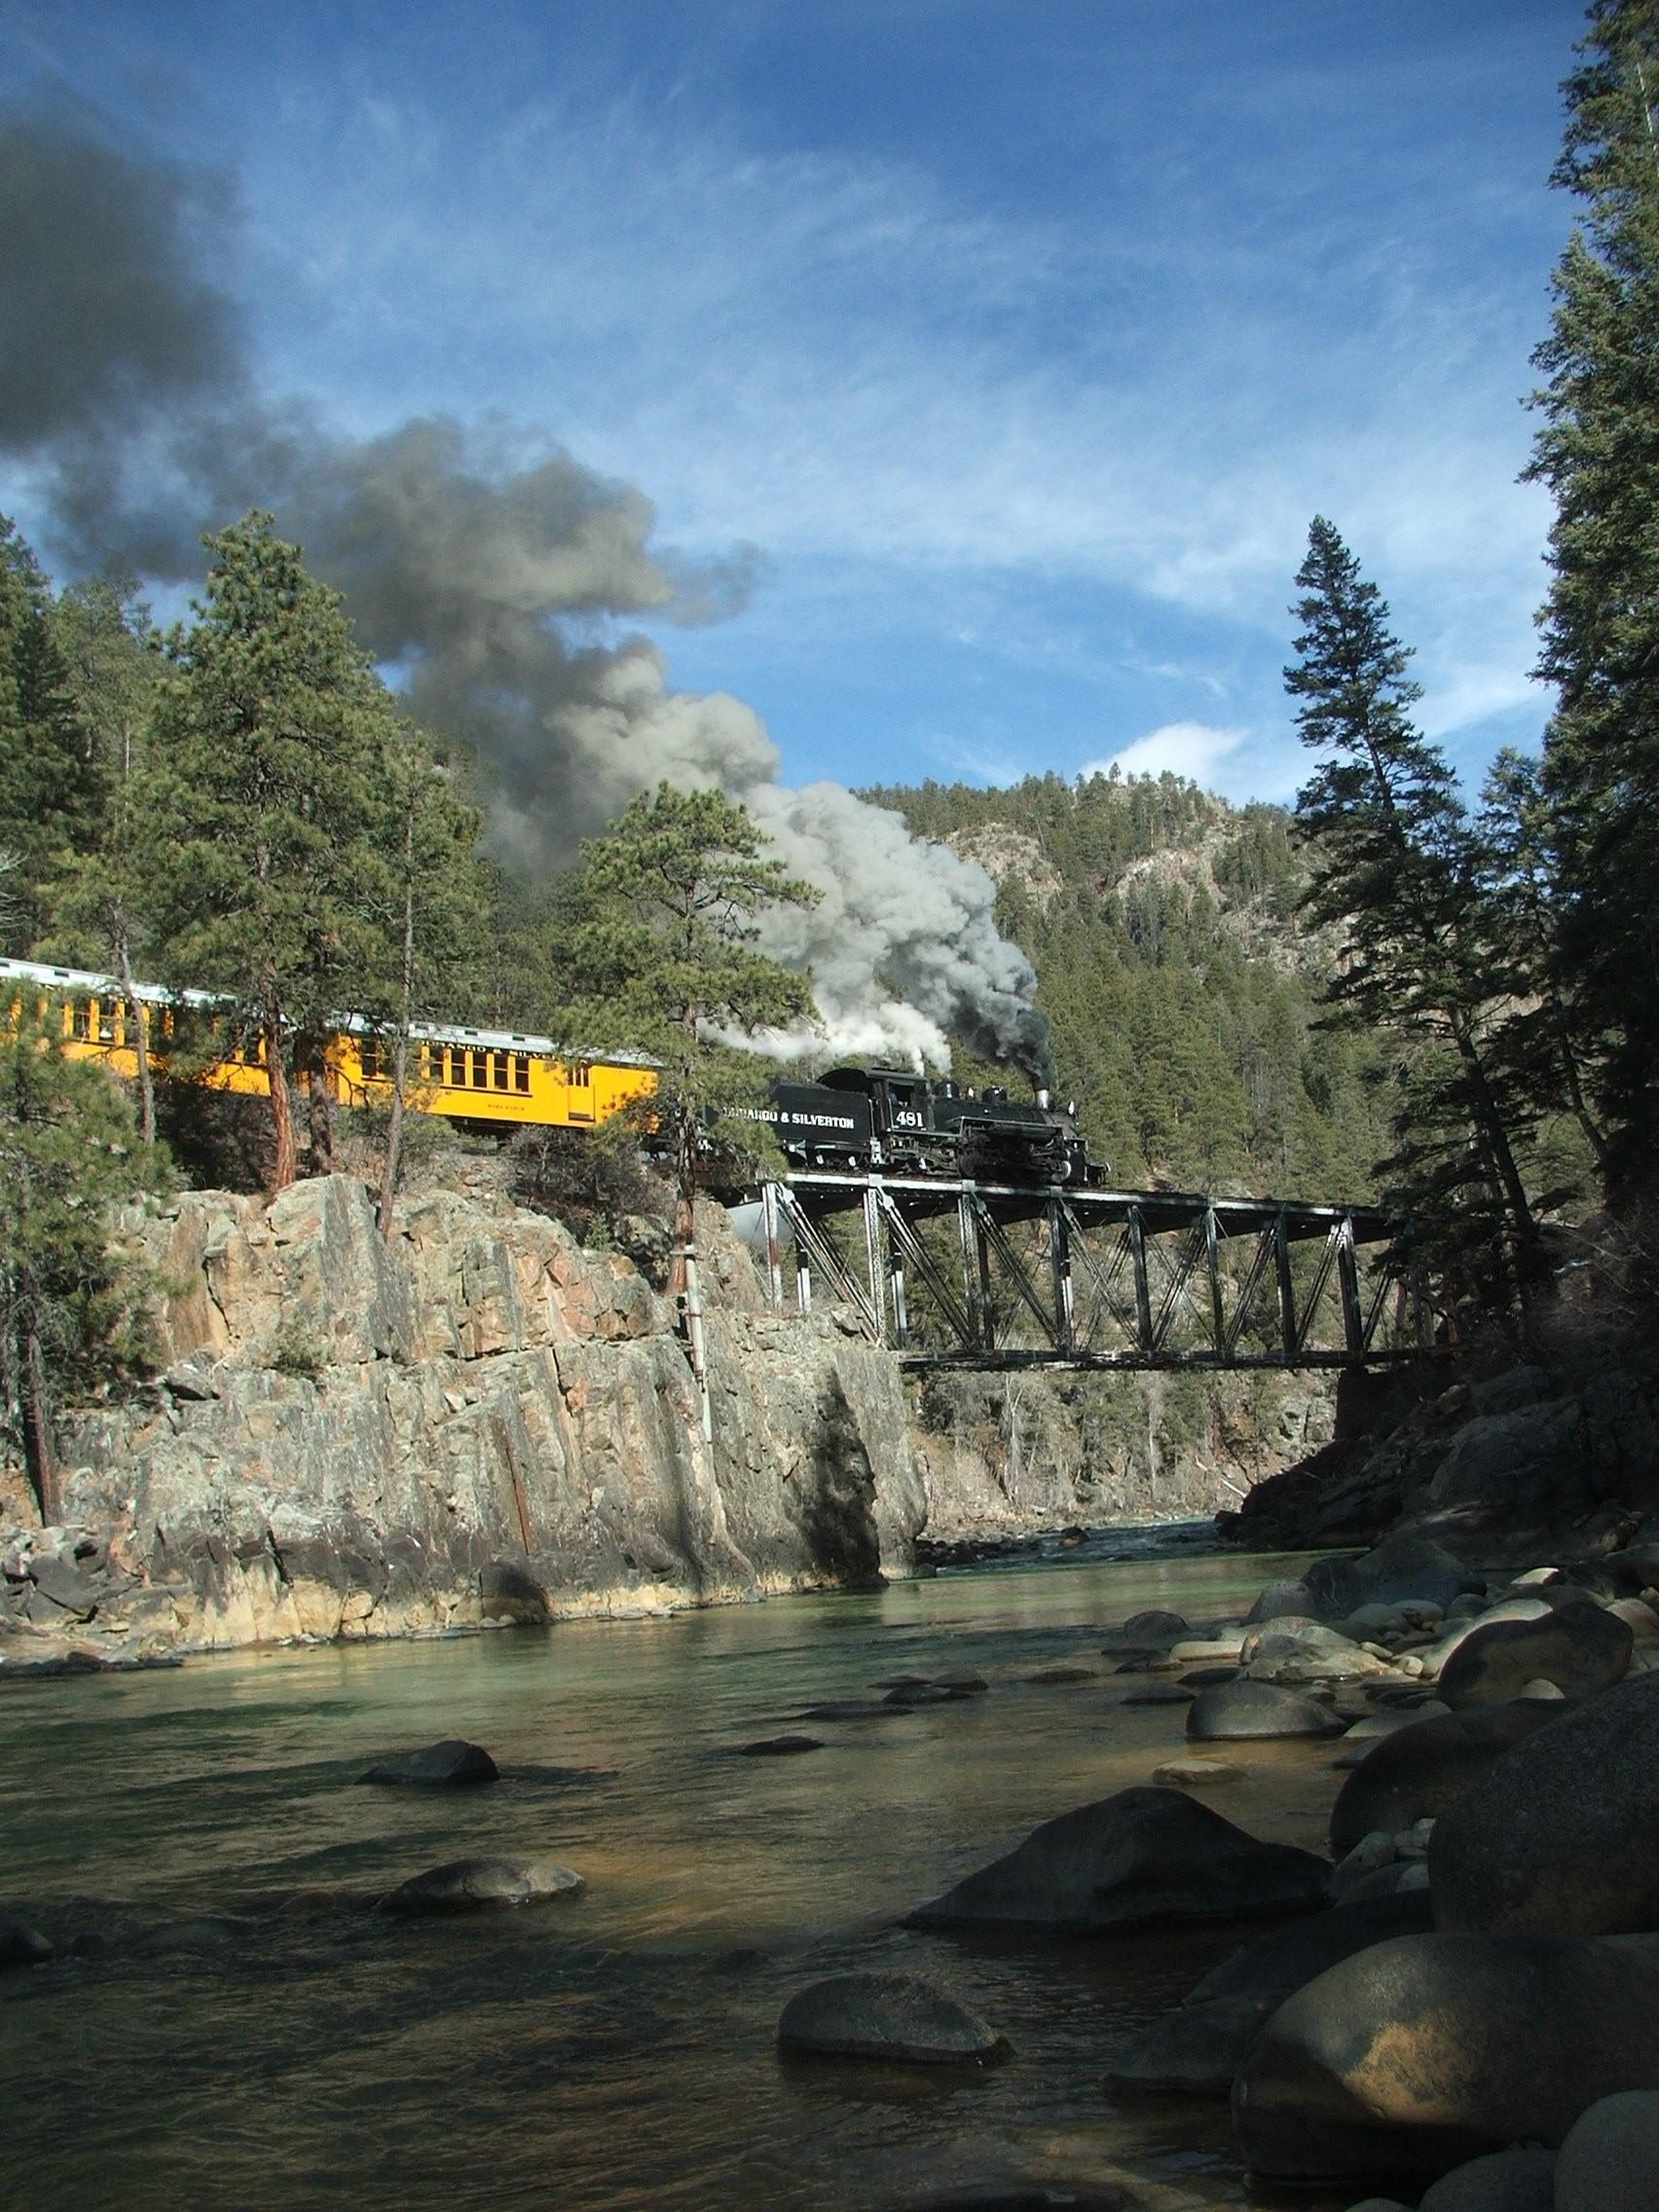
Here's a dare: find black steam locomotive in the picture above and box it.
[755,1065,1094,1184]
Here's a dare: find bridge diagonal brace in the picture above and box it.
[968,1195,1066,1351]
[774,1187,883,1343]
[1222,1225,1278,1359]
[1150,1220,1208,1354]
[1291,1221,1344,1358]
[871,1187,976,1348]
[1058,1204,1145,1352]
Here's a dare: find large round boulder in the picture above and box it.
[1103,1994,1267,2099]
[1329,1701,1561,1859]
[908,1785,1329,1935]
[1186,1890,1435,2014]
[1186,1679,1345,1741]
[378,1856,584,1915]
[1418,2146,1556,2211]
[1234,1930,1659,2189]
[1435,1600,1632,1710]
[777,1973,1006,2064]
[359,1739,498,1788]
[1300,1536,1483,1624]
[1553,2089,1659,2211]
[1430,1668,1659,1936]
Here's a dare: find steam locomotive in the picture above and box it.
[749,1065,1095,1185]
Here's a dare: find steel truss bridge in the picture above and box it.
[746,1170,1426,1373]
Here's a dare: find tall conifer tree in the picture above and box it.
[1286,518,1545,1300]
[1527,0,1659,1175]
[147,514,406,1189]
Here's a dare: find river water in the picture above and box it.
[1,1533,1352,2211]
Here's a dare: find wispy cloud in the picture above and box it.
[1084,720,1248,791]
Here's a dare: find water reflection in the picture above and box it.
[1,1534,1353,2209]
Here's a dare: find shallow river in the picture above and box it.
[2,1533,1355,2211]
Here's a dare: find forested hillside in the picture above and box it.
[862,770,1392,1201]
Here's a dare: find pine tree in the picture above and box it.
[146,514,409,1190]
[46,575,165,1142]
[1526,0,1659,1176]
[1285,518,1546,1300]
[556,785,820,1422]
[0,1002,167,1524]
[0,519,104,951]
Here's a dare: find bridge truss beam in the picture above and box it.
[755,1171,1426,1372]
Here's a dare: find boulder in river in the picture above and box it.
[1233,1930,1659,2189]
[739,1735,824,1756]
[1417,2145,1556,2211]
[378,1856,584,1915]
[359,1739,498,1788]
[777,1972,1007,2064]
[1299,1535,1483,1624]
[1185,1889,1435,2014]
[1430,1667,1659,1936]
[1240,1619,1387,1684]
[1186,1680,1345,1741]
[1552,2089,1659,2212]
[1104,1993,1268,2099]
[0,1914,54,1970]
[908,1785,1330,1935]
[1434,1599,1632,1710]
[1328,1701,1561,1859]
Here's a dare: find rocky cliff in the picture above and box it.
[0,1175,927,1664]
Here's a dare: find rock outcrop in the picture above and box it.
[0,1175,928,1661]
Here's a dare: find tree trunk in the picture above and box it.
[263,987,298,1193]
[112,927,156,1147]
[15,1279,58,1527]
[302,1037,338,1175]
[1556,1030,1611,1173]
[1448,1012,1552,1301]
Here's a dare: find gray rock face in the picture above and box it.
[776,1973,1006,2063]
[1435,1601,1632,1709]
[21,1177,927,1655]
[378,1856,584,1915]
[1553,2090,1659,2212]
[909,1785,1330,1935]
[1418,2146,1556,2212]
[1329,1702,1562,1860]
[359,1739,498,1788]
[1431,1669,1659,1937]
[1234,1931,1659,2188]
[1186,1680,1345,1741]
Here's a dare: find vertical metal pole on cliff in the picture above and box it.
[761,1181,785,1309]
[681,1244,715,1442]
[862,1186,888,1346]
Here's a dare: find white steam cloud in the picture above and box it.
[0,107,1049,1079]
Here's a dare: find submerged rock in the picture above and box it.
[378,1856,584,1915]
[777,1972,1006,2063]
[1185,1680,1344,1741]
[908,1785,1329,1935]
[359,1738,499,1788]
[0,1914,54,1970]
[738,1734,823,1756]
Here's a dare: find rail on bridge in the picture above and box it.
[745,1170,1426,1372]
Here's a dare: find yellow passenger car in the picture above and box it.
[0,958,658,1133]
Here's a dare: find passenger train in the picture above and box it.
[1,956,1093,1186]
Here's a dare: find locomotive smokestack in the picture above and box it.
[1036,1086,1051,1110]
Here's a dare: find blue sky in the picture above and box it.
[5,0,1587,809]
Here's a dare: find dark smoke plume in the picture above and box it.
[0,105,1051,1075]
